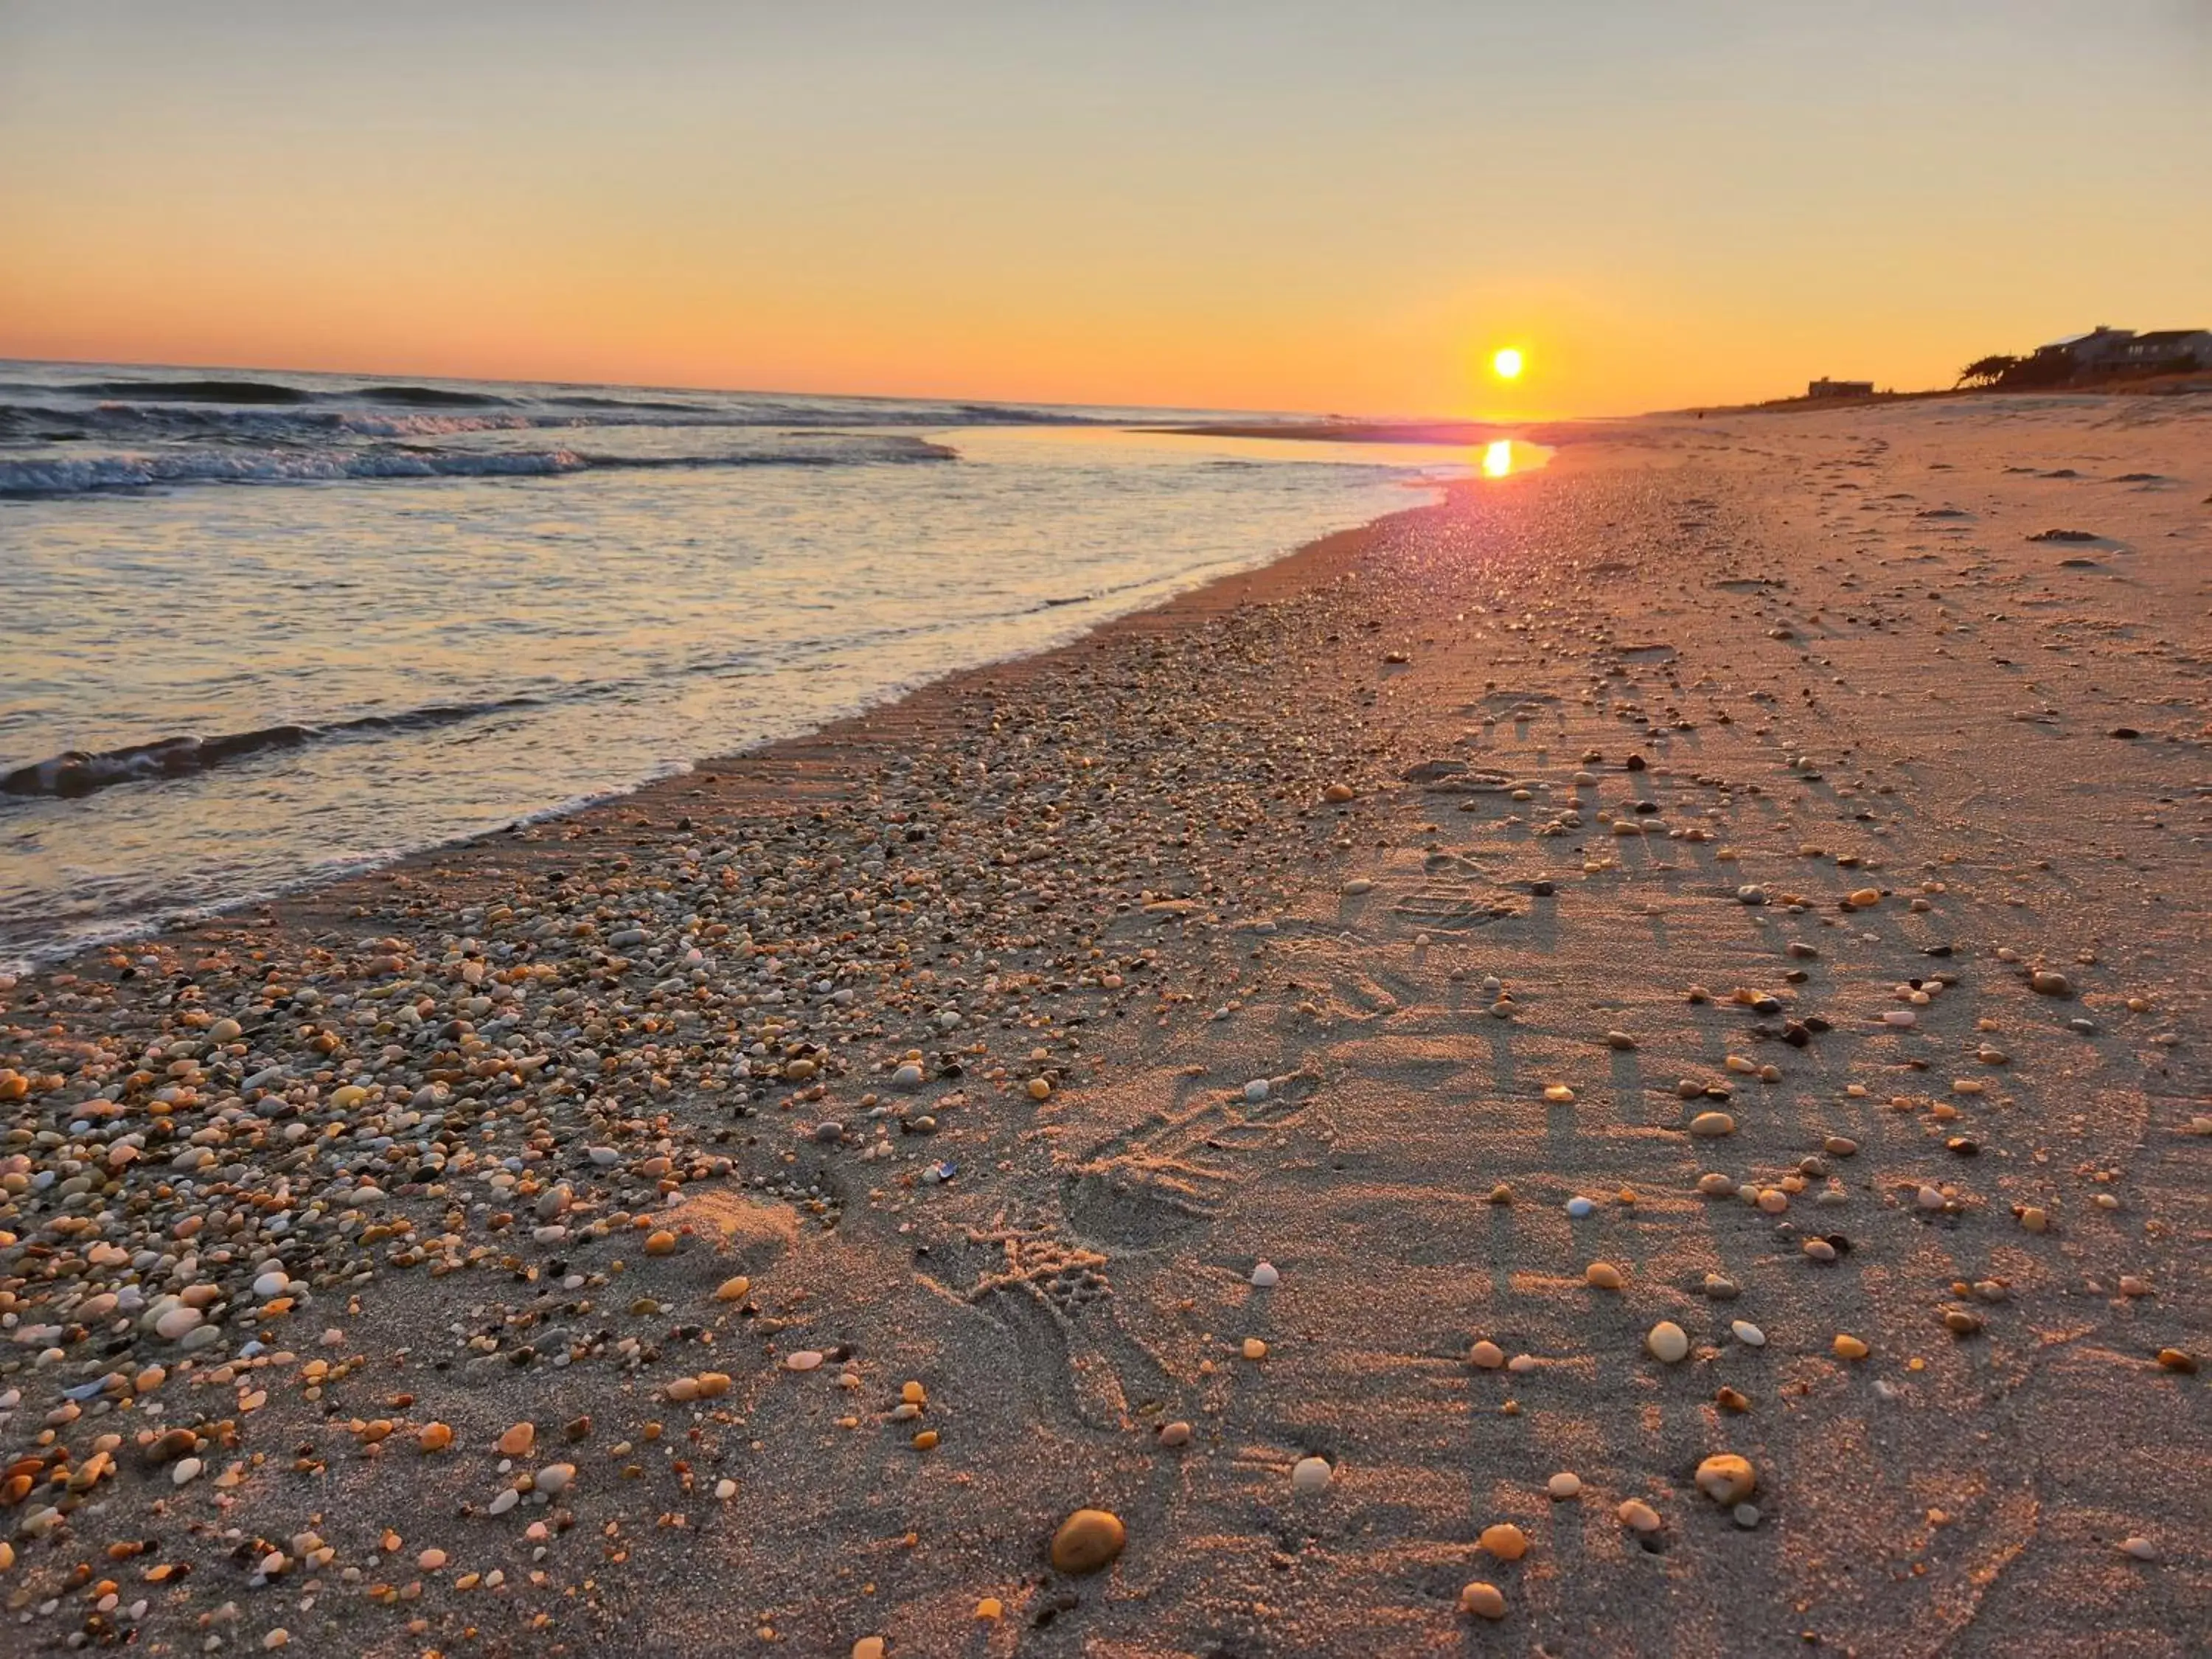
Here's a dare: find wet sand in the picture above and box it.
[1,393,2207,1656]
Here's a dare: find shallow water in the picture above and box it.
[0,362,1486,967]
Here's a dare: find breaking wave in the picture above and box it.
[0,434,955,495]
[1,699,547,798]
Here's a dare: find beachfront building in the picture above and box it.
[1806,378,1875,398]
[2036,326,2211,377]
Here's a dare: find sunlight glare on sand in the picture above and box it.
[1482,439,1513,477]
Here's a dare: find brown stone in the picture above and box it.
[1051,1508,1126,1574]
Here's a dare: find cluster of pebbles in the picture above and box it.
[0,535,1436,1649]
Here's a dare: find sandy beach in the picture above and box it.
[2,393,2207,1656]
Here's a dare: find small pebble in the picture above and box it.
[1694,1453,1757,1503]
[1646,1321,1690,1363]
[1478,1523,1528,1561]
[1291,1455,1334,1494]
[1548,1472,1582,1500]
[1051,1508,1127,1573]
[1458,1580,1507,1620]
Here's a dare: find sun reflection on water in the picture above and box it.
[1477,438,1549,479]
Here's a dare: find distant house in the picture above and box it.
[2116,329,2212,371]
[2037,325,2211,376]
[1807,378,1875,398]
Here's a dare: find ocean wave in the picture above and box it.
[1,698,546,799]
[0,400,544,443]
[83,378,316,404]
[546,394,707,413]
[352,384,514,408]
[0,434,954,495]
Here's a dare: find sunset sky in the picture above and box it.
[2,2,2207,418]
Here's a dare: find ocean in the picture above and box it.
[0,361,1484,970]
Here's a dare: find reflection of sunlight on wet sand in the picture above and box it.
[1479,438,1549,478]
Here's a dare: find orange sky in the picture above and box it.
[2,4,2207,417]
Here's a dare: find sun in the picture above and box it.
[1492,347,1525,380]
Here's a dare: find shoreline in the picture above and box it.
[0,397,2205,1655]
[0,453,1463,980]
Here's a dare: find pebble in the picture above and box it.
[1694,1453,1757,1503]
[714,1276,752,1302]
[1832,1334,1870,1360]
[1458,1581,1507,1620]
[786,1349,826,1371]
[535,1462,576,1494]
[1547,1472,1582,1500]
[2119,1537,2159,1562]
[1251,1262,1279,1288]
[498,1422,535,1458]
[1160,1421,1192,1447]
[1585,1261,1627,1290]
[1618,1498,1663,1534]
[1478,1523,1529,1560]
[1731,1321,1766,1347]
[1646,1321,1690,1363]
[852,1639,887,1659]
[1291,1455,1334,1494]
[1469,1340,1506,1369]
[1688,1110,1736,1137]
[1565,1195,1596,1218]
